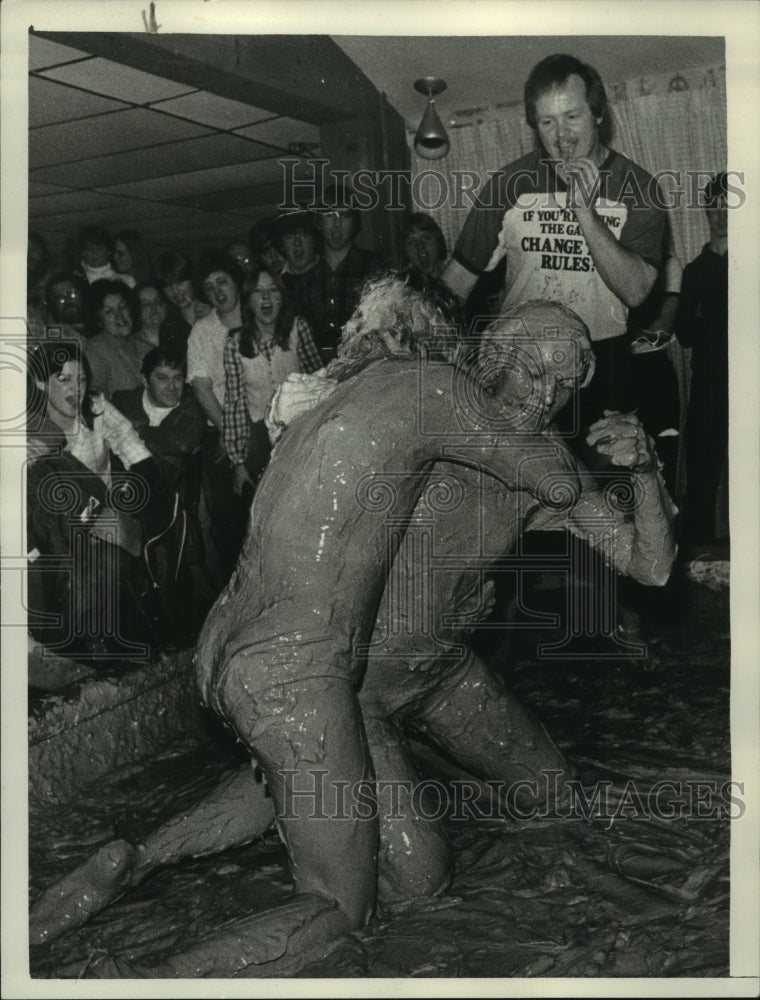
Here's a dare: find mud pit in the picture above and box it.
[29,552,731,981]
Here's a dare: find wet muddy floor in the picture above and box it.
[29,555,732,980]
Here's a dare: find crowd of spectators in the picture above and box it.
[25,197,402,663]
[25,162,728,669]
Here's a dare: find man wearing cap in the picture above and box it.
[443,53,665,439]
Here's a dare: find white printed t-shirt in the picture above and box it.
[452,148,665,342]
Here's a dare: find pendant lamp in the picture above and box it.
[413,77,450,160]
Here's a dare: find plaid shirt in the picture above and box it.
[282,245,381,366]
[223,316,322,466]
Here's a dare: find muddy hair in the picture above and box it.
[477,299,595,391]
[328,269,463,381]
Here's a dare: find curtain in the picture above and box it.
[608,81,727,264]
[411,104,534,259]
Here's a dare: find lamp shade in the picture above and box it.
[413,77,450,160]
[414,101,450,159]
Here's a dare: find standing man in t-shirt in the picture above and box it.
[444,53,665,443]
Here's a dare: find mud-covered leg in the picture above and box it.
[362,712,452,906]
[30,840,138,948]
[30,763,274,947]
[136,761,274,873]
[411,648,573,813]
[124,675,379,978]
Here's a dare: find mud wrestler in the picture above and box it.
[30,276,676,977]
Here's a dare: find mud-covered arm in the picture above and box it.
[438,428,580,509]
[441,435,580,507]
[536,412,677,586]
[414,361,582,503]
[588,411,676,585]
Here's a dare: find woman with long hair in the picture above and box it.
[223,266,322,499]
[29,339,152,478]
[26,340,168,658]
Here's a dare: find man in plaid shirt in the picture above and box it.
[287,184,382,366]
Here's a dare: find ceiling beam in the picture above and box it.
[30,31,385,125]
